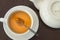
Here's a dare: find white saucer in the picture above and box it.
[40,0,60,28]
[3,6,39,40]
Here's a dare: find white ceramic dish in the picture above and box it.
[40,0,60,28]
[0,6,39,40]
[30,0,60,28]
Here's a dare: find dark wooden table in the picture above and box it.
[0,0,60,40]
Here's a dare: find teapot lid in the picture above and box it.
[40,0,60,28]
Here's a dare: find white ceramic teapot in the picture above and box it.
[30,0,60,28]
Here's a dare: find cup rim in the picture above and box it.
[4,5,33,35]
[5,7,33,35]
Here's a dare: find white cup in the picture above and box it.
[0,6,39,40]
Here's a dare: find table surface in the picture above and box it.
[0,0,60,40]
